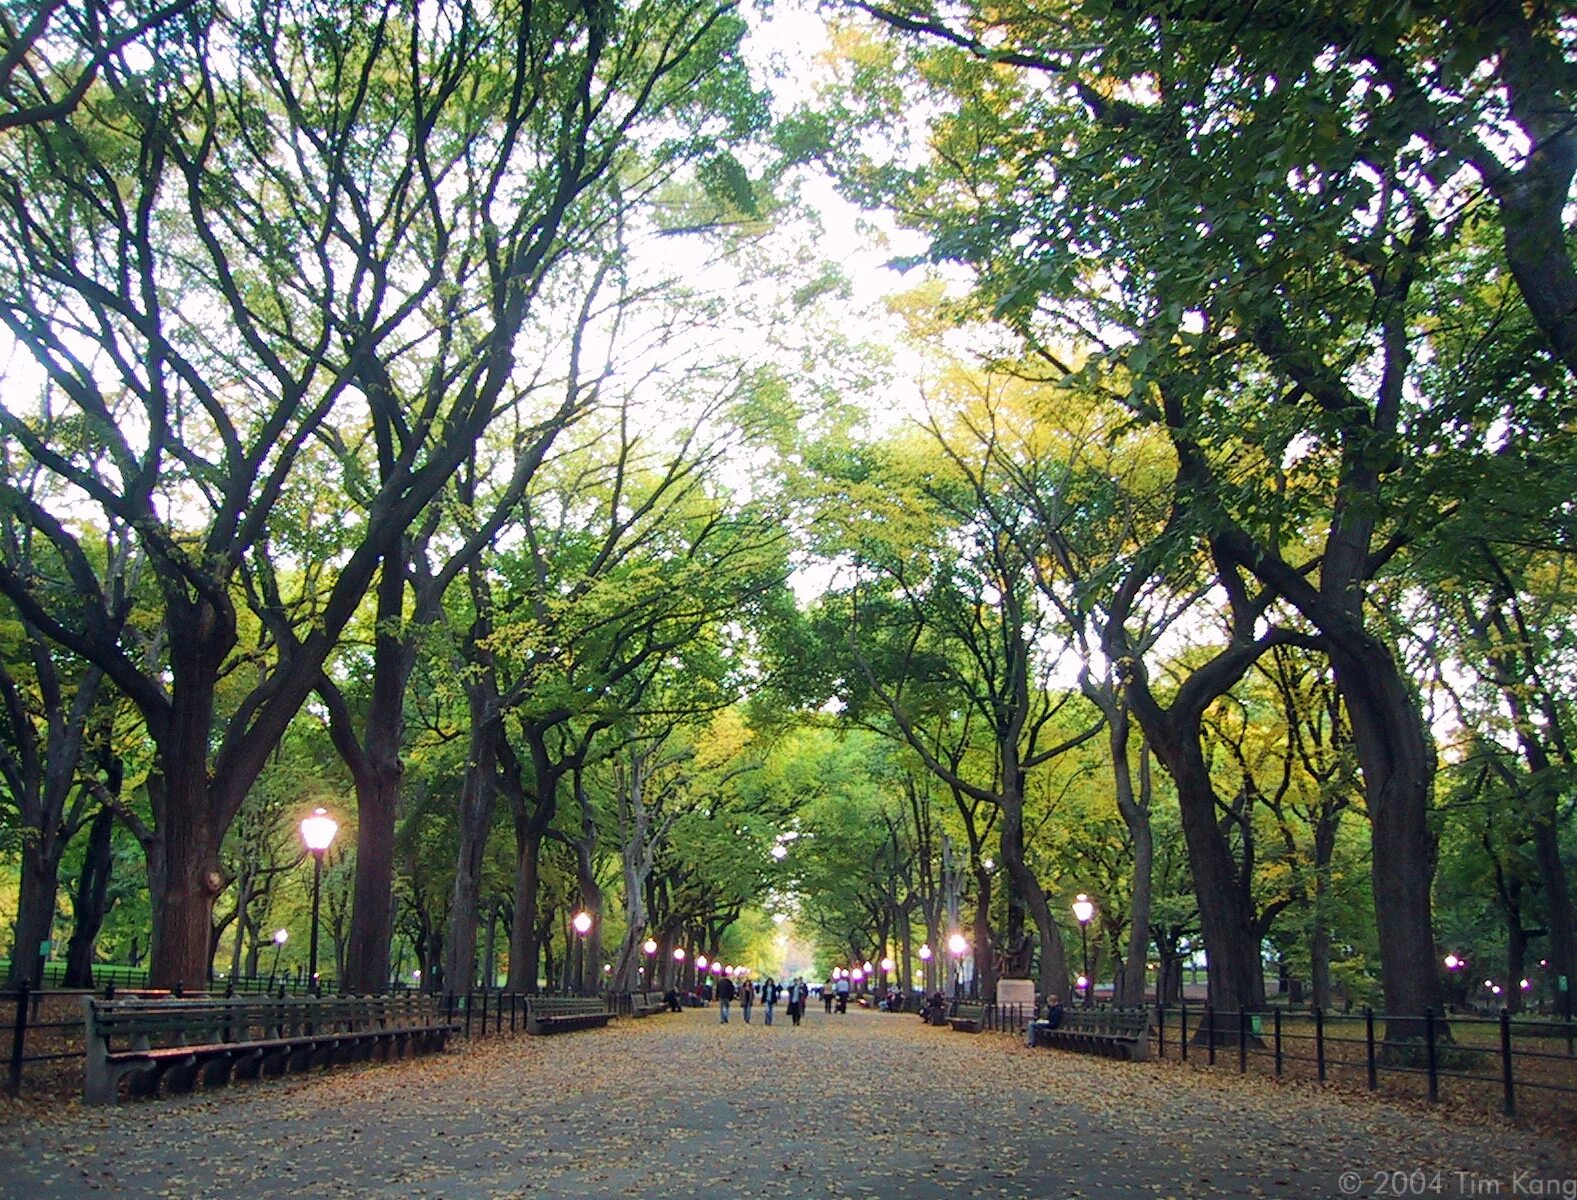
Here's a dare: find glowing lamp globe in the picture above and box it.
[300,808,338,852]
[1072,894,1094,925]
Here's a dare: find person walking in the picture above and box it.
[717,972,737,1023]
[740,978,755,1023]
[834,972,851,1013]
[823,978,835,1014]
[761,977,780,1026]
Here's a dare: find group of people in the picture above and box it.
[714,975,815,1026]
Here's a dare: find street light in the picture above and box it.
[919,943,933,993]
[299,807,338,992]
[947,933,967,999]
[1072,893,1095,1007]
[268,928,288,990]
[572,911,592,994]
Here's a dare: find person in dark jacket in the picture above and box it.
[1043,994,1064,1029]
[716,973,737,1023]
[761,977,781,1025]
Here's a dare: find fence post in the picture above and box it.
[1205,1006,1215,1066]
[510,992,517,1035]
[480,989,489,1039]
[465,990,474,1039]
[1315,1006,1326,1082]
[1425,1008,1439,1104]
[1156,1003,1165,1059]
[1500,1008,1514,1118]
[1238,1009,1248,1073]
[1274,1008,1283,1077]
[1180,1002,1189,1062]
[1365,1007,1377,1091]
[7,983,29,1098]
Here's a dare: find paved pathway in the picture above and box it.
[1,1005,1571,1199]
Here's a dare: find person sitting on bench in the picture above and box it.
[1043,994,1064,1029]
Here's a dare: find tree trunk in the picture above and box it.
[972,866,996,999]
[341,547,415,996]
[507,832,544,992]
[9,837,62,987]
[226,868,256,985]
[1505,914,1529,1017]
[1152,734,1265,1030]
[1310,799,1341,1012]
[1113,717,1153,1006]
[147,766,228,993]
[1328,637,1445,1040]
[1000,795,1070,1006]
[575,851,603,994]
[1532,813,1576,1020]
[344,755,400,995]
[443,701,498,995]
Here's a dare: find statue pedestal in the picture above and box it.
[996,977,1036,1017]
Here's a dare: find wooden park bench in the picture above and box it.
[628,990,667,1018]
[948,1001,987,1033]
[1027,1006,1151,1061]
[525,995,614,1035]
[82,993,459,1105]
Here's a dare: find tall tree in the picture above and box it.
[0,0,762,987]
[816,0,1576,1034]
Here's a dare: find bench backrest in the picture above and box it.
[85,994,445,1049]
[528,996,608,1017]
[1063,1006,1149,1036]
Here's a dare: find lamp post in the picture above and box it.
[268,928,288,992]
[1443,953,1466,1011]
[947,933,968,1000]
[299,807,338,993]
[572,911,592,994]
[1072,893,1094,1007]
[919,943,933,994]
[673,947,687,991]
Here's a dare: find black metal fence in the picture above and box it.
[944,999,1576,1125]
[1151,1003,1577,1121]
[11,961,347,997]
[439,989,619,1039]
[4,984,86,1098]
